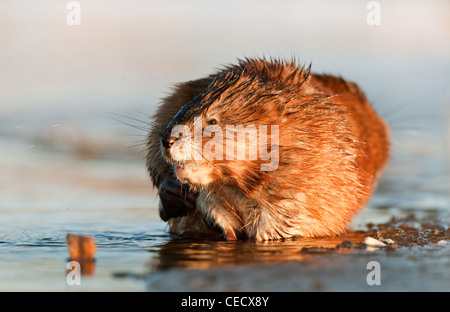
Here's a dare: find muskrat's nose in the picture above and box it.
[162,138,176,149]
[162,128,184,149]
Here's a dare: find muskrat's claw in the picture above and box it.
[222,228,238,241]
[201,214,246,241]
[158,179,198,221]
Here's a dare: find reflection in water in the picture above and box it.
[145,211,450,272]
[147,231,366,271]
[66,233,97,275]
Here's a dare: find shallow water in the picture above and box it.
[0,132,449,291]
[1,0,449,292]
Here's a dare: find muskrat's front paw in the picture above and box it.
[202,215,245,241]
[158,179,199,221]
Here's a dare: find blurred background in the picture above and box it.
[0,0,449,290]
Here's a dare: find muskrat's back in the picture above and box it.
[146,58,389,241]
[310,74,389,184]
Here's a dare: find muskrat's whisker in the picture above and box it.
[193,144,220,171]
[154,147,164,162]
[125,106,151,118]
[126,141,149,149]
[105,111,153,126]
[108,115,150,132]
[123,133,149,137]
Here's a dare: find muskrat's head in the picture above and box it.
[160,91,221,187]
[160,59,311,193]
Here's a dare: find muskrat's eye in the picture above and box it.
[207,119,218,125]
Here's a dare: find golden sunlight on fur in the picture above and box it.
[146,58,389,241]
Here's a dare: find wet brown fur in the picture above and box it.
[146,58,389,241]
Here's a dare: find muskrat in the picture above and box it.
[146,58,389,241]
